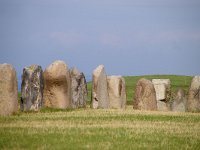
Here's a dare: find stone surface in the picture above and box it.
[21,65,44,111]
[107,76,126,109]
[43,60,71,109]
[171,89,186,112]
[0,64,18,115]
[152,79,171,101]
[186,76,200,112]
[70,68,87,108]
[152,79,171,111]
[91,65,109,109]
[133,78,157,111]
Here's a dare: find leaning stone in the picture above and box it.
[133,78,157,111]
[70,68,87,108]
[43,60,71,109]
[91,65,109,109]
[171,89,186,112]
[107,76,126,109]
[21,65,44,111]
[186,76,200,112]
[0,64,18,115]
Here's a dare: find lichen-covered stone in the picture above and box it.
[107,76,126,109]
[43,60,71,109]
[0,64,18,115]
[21,65,44,111]
[70,68,87,108]
[186,76,200,112]
[133,78,157,111]
[171,89,186,112]
[91,65,109,109]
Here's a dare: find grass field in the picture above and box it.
[1,75,199,150]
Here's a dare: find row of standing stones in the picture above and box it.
[0,61,200,115]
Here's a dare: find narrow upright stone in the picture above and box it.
[70,68,87,108]
[0,64,18,115]
[43,60,71,109]
[186,76,200,112]
[133,78,157,111]
[107,76,126,109]
[21,65,44,111]
[91,65,109,109]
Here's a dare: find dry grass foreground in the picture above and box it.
[0,106,200,150]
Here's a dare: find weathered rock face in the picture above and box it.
[21,65,44,111]
[43,60,71,109]
[152,79,171,101]
[107,76,126,109]
[171,89,186,112]
[152,79,171,111]
[133,78,157,111]
[186,76,200,112]
[70,68,87,108]
[0,64,18,115]
[91,65,109,109]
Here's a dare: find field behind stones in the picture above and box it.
[1,75,200,149]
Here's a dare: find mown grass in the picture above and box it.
[1,75,197,149]
[0,106,200,149]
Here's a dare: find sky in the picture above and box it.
[0,0,200,82]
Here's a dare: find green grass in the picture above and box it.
[1,75,197,150]
[0,107,200,149]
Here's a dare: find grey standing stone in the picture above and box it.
[91,65,109,109]
[107,76,126,109]
[43,60,71,109]
[152,79,171,111]
[0,64,18,115]
[21,65,44,111]
[70,68,87,108]
[133,78,157,111]
[171,89,186,112]
[186,76,200,112]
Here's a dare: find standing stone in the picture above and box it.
[0,64,18,115]
[133,78,157,111]
[107,76,126,109]
[186,76,200,112]
[91,65,109,109]
[70,68,87,108]
[171,89,186,112]
[43,60,71,109]
[152,79,171,111]
[21,65,44,111]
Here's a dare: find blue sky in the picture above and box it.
[0,0,200,81]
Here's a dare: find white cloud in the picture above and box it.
[99,33,122,47]
[50,31,87,48]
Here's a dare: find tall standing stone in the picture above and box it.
[70,68,87,108]
[0,64,18,115]
[186,76,200,112]
[133,78,157,111]
[107,76,126,109]
[152,79,171,111]
[91,65,109,109]
[43,60,71,109]
[171,89,186,112]
[21,65,44,111]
